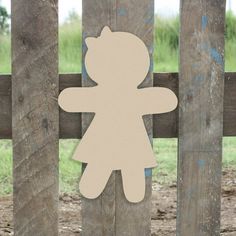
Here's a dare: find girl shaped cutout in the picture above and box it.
[59,26,178,203]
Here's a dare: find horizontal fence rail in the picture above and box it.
[0,72,235,139]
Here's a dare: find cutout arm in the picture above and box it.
[138,87,178,115]
[58,87,97,112]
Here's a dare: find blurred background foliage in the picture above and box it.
[1,9,236,73]
[0,7,236,194]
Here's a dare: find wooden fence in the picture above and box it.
[0,0,233,235]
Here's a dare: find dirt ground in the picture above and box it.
[0,169,235,236]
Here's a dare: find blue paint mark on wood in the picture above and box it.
[150,44,154,53]
[194,75,204,82]
[82,41,87,51]
[82,62,88,80]
[210,48,224,66]
[82,40,89,80]
[201,15,208,31]
[200,42,209,52]
[117,8,127,16]
[200,42,224,66]
[145,15,154,25]
[186,186,195,199]
[149,60,153,72]
[192,63,200,69]
[198,159,206,168]
[145,168,152,177]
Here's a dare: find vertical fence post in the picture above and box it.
[81,0,154,235]
[81,1,116,235]
[81,0,116,236]
[12,1,59,235]
[178,1,226,235]
[115,0,154,235]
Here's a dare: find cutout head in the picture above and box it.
[85,26,150,87]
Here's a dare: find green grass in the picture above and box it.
[59,20,82,73]
[59,140,80,193]
[0,140,81,195]
[152,138,236,185]
[153,139,178,184]
[1,13,236,73]
[223,137,236,167]
[154,16,179,72]
[0,34,11,73]
[0,140,12,194]
[0,19,83,74]
[225,39,236,71]
[0,14,236,195]
[1,138,236,195]
[1,139,235,195]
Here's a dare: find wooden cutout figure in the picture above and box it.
[58,26,178,203]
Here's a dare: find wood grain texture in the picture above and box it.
[1,72,236,139]
[153,73,179,138]
[178,1,226,235]
[0,74,11,139]
[11,1,59,235]
[81,1,116,235]
[81,0,153,235]
[115,0,154,235]
[59,74,81,139]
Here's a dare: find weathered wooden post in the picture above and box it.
[178,0,226,235]
[12,0,59,235]
[81,0,154,235]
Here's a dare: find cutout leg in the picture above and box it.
[79,164,112,199]
[121,167,145,203]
